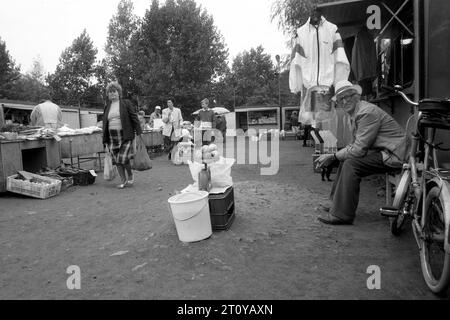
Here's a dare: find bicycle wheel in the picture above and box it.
[420,186,450,295]
[390,171,411,236]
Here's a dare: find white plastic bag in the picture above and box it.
[171,144,183,166]
[187,157,235,189]
[103,150,117,181]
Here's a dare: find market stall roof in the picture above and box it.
[318,0,410,39]
[0,100,103,114]
[235,105,279,112]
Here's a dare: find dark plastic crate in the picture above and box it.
[58,169,95,186]
[209,187,235,231]
[209,187,234,214]
[211,203,235,231]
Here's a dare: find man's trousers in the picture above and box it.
[330,152,393,222]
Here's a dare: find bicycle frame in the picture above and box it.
[404,110,450,254]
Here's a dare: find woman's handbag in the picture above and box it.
[104,147,117,181]
[132,136,153,171]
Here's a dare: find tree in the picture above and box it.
[271,0,339,36]
[28,55,46,84]
[132,0,229,116]
[105,0,140,99]
[4,75,49,103]
[230,46,279,106]
[0,37,21,99]
[47,30,99,106]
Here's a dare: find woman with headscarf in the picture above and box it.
[102,82,143,189]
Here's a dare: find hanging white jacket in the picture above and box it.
[289,16,350,92]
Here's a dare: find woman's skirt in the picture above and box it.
[109,129,134,165]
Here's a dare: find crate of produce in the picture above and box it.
[56,167,96,186]
[7,173,62,199]
[209,187,235,231]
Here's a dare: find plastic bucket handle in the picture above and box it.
[168,201,209,222]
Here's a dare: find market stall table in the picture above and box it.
[141,130,164,152]
[0,138,61,192]
[59,131,104,168]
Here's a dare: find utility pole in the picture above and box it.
[276,55,282,131]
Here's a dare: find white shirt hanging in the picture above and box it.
[289,16,350,92]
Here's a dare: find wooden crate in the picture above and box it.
[7,173,62,199]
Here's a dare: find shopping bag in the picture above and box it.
[104,150,117,181]
[131,137,152,171]
[171,144,183,166]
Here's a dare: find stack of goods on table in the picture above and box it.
[0,124,56,141]
[57,125,102,136]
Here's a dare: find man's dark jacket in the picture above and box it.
[103,99,142,144]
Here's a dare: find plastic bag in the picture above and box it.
[104,150,117,181]
[172,142,192,165]
[171,144,183,166]
[188,157,235,189]
[131,137,152,171]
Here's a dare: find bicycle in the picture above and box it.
[380,85,450,295]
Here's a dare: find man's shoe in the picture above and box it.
[317,204,331,212]
[317,213,353,225]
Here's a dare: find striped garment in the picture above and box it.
[109,129,135,165]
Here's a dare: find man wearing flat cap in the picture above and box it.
[315,80,409,225]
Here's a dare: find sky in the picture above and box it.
[0,0,291,75]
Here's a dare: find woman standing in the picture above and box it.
[103,82,143,189]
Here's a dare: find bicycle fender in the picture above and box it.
[428,178,450,253]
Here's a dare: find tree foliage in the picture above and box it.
[4,75,49,103]
[0,37,21,99]
[105,0,140,100]
[47,30,99,106]
[230,46,278,106]
[28,56,46,85]
[131,0,229,115]
[271,0,339,36]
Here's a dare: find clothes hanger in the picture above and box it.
[310,5,322,26]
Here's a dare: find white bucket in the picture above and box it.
[168,191,212,243]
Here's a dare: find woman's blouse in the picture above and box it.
[108,101,122,130]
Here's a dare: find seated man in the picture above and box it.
[315,80,409,225]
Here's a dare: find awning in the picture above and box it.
[1,103,34,111]
[1,102,102,114]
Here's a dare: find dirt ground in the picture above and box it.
[0,139,447,300]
